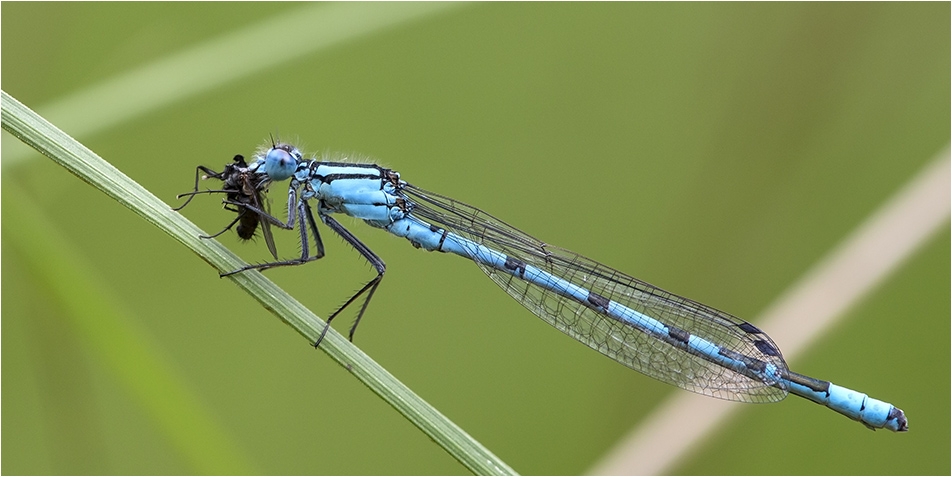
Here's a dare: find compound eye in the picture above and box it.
[265,145,298,180]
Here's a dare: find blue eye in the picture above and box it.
[264,146,298,180]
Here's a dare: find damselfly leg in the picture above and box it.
[218,194,385,346]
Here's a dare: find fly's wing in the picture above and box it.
[237,171,279,260]
[401,184,788,403]
[251,185,279,260]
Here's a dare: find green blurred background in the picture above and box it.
[2,2,948,475]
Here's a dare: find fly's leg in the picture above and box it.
[173,165,225,211]
[200,213,243,239]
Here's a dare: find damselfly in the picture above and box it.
[177,141,908,432]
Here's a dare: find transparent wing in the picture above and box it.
[242,172,278,260]
[401,184,788,403]
[253,187,279,260]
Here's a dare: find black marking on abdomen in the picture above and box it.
[587,291,610,309]
[667,325,690,344]
[887,407,906,429]
[437,229,448,252]
[718,347,745,363]
[719,347,767,373]
[785,371,830,394]
[504,256,527,277]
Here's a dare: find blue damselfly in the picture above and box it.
[176,141,908,432]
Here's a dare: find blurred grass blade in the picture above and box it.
[2,179,255,474]
[0,90,516,475]
[1,2,466,167]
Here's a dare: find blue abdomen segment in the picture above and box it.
[783,371,907,431]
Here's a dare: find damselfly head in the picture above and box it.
[259,143,300,181]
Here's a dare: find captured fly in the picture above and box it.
[175,154,279,260]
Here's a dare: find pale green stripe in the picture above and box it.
[2,2,465,166]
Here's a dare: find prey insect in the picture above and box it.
[175,154,279,260]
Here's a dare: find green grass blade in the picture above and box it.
[1,89,517,476]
